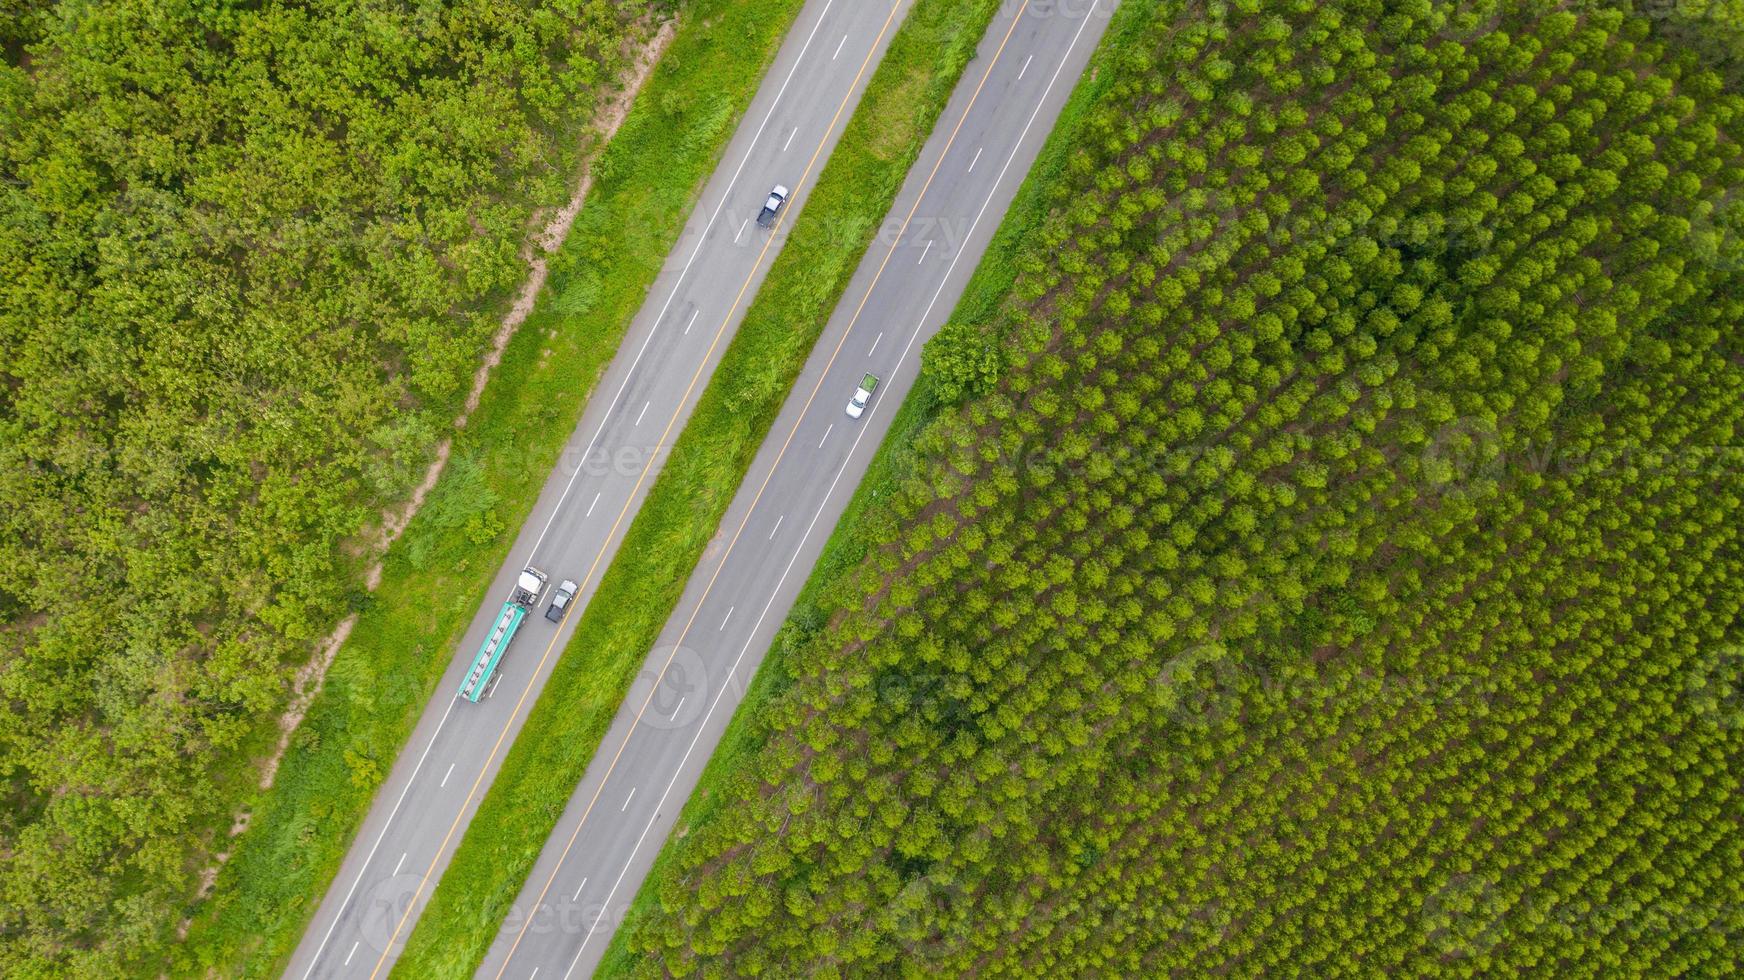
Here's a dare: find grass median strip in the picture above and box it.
[171,0,809,974]
[594,1,1159,973]
[389,0,1008,974]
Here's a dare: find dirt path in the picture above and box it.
[183,14,681,915]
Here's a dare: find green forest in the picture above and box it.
[613,0,1744,974]
[0,0,645,972]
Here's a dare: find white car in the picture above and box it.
[846,373,879,419]
[757,184,790,227]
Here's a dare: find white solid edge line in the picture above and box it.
[295,4,842,976]
[562,5,1104,977]
[299,696,457,977]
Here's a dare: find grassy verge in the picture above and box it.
[389,0,1008,974]
[594,1,1161,973]
[171,0,809,973]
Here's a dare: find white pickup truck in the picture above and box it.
[757,184,789,227]
[544,579,578,623]
[846,373,879,419]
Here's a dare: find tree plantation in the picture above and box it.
[613,0,1744,975]
[0,0,644,971]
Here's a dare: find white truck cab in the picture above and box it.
[511,566,548,607]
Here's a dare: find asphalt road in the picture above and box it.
[285,1,917,975]
[479,2,1118,977]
